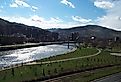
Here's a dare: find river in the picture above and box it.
[0,44,74,68]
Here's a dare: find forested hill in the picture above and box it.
[0,18,58,45]
[48,25,121,41]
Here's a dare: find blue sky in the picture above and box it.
[0,0,121,30]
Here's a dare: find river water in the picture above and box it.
[0,44,74,68]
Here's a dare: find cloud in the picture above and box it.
[50,17,63,23]
[0,15,65,29]
[94,0,114,9]
[97,15,121,30]
[95,0,121,30]
[0,15,97,29]
[72,16,92,23]
[60,0,75,8]
[31,6,38,12]
[1,15,92,29]
[31,15,63,23]
[10,0,38,12]
[10,3,18,7]
[10,0,30,8]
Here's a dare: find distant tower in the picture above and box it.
[114,37,119,42]
[91,36,95,40]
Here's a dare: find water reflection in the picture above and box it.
[0,44,73,67]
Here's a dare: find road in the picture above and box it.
[92,72,121,82]
[27,49,101,65]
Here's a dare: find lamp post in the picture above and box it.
[73,32,79,48]
[67,36,70,49]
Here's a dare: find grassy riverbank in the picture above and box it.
[0,47,121,82]
[40,48,98,62]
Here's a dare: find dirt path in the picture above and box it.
[27,49,101,65]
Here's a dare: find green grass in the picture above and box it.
[40,47,98,62]
[111,47,121,52]
[0,48,121,82]
[57,66,121,82]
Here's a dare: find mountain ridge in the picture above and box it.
[0,17,121,45]
[48,25,121,41]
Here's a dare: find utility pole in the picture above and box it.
[67,36,70,49]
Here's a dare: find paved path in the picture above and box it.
[92,72,121,82]
[27,49,101,65]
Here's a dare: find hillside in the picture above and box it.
[0,18,58,45]
[48,25,121,41]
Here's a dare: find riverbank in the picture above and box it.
[0,44,75,69]
[0,45,77,71]
[0,42,64,51]
[0,47,99,82]
[0,48,121,82]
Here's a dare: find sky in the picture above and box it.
[0,0,121,30]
